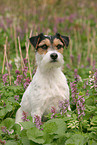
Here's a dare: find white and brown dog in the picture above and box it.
[16,33,70,123]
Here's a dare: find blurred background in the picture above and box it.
[0,0,97,73]
[0,0,97,35]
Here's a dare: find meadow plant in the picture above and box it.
[0,139,6,145]
[89,69,97,92]
[70,81,77,104]
[14,95,19,101]
[21,111,29,122]
[24,77,31,89]
[14,56,21,69]
[14,75,23,86]
[51,106,57,119]
[15,70,20,74]
[23,66,28,77]
[23,58,28,65]
[34,115,42,129]
[2,74,8,86]
[1,126,9,135]
[94,69,97,92]
[76,94,85,119]
[59,99,70,115]
[74,69,81,82]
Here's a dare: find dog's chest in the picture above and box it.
[21,68,69,115]
[33,69,69,99]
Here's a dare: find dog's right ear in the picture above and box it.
[29,33,44,49]
[56,33,70,48]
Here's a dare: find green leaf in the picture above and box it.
[85,105,96,112]
[5,141,18,145]
[21,137,31,145]
[6,104,13,112]
[0,108,6,118]
[12,123,21,134]
[88,140,97,145]
[43,121,57,134]
[44,118,67,136]
[0,118,15,129]
[20,121,34,129]
[91,116,97,126]
[27,127,45,144]
[42,118,67,144]
[65,134,87,145]
[43,118,67,136]
[88,132,97,141]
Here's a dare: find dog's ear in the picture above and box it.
[56,33,70,48]
[29,33,44,49]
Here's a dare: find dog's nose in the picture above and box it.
[50,53,58,60]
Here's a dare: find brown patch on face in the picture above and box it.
[57,48,64,53]
[37,48,47,54]
[53,38,64,54]
[53,38,63,46]
[37,38,51,55]
[38,38,51,47]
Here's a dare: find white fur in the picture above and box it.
[15,50,70,123]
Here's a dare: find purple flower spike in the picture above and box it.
[24,77,31,89]
[70,81,77,104]
[23,66,28,77]
[59,99,70,115]
[74,69,80,82]
[94,69,97,92]
[14,95,19,101]
[34,115,42,129]
[1,126,10,135]
[51,106,57,119]
[15,70,21,74]
[1,126,7,133]
[21,111,29,122]
[2,74,8,85]
[76,94,85,119]
[23,58,28,65]
[14,75,23,85]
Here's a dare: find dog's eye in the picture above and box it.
[41,44,48,50]
[57,44,63,49]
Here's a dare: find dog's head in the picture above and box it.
[29,33,69,71]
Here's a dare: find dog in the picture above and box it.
[15,33,70,123]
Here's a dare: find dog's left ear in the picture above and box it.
[56,33,70,48]
[29,33,44,49]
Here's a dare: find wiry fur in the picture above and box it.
[15,33,70,123]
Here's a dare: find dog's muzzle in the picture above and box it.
[50,53,58,62]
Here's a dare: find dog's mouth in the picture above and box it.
[50,60,58,63]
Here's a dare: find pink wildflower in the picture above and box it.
[59,99,70,115]
[21,111,29,122]
[2,74,8,85]
[34,115,42,129]
[70,81,77,104]
[23,58,28,65]
[15,70,21,74]
[51,106,57,119]
[24,77,31,89]
[23,66,28,77]
[14,95,19,101]
[76,94,85,119]
[14,75,23,85]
